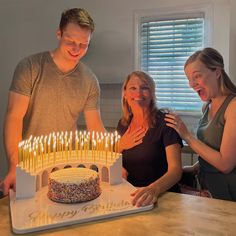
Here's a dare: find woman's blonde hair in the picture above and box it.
[184,47,236,95]
[120,71,159,127]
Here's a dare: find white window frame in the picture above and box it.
[134,3,213,115]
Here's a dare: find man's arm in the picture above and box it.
[2,91,30,195]
[84,109,106,133]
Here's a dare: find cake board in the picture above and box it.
[10,179,154,234]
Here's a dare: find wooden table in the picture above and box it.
[1,192,235,236]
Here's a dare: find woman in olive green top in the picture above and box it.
[165,48,236,201]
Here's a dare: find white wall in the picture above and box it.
[229,0,236,80]
[0,0,235,178]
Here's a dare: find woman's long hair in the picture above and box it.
[184,47,236,95]
[120,71,159,127]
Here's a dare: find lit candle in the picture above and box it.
[44,135,47,154]
[79,131,82,148]
[34,151,36,173]
[53,142,56,165]
[66,142,69,162]
[65,131,68,147]
[93,140,96,162]
[105,141,108,164]
[41,145,44,169]
[36,144,39,168]
[48,138,51,164]
[61,139,64,160]
[69,138,72,158]
[18,142,22,164]
[84,138,88,158]
[101,135,104,158]
[98,139,101,161]
[29,147,32,172]
[75,137,78,158]
[23,145,27,169]
[56,132,59,151]
[111,139,114,160]
[114,136,117,154]
[80,141,83,162]
[75,130,78,158]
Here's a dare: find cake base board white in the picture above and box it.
[10,180,154,234]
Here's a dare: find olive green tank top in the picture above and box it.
[197,94,236,173]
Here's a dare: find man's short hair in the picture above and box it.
[59,8,95,33]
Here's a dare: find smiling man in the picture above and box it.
[2,8,105,195]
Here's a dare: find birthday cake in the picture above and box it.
[47,167,101,203]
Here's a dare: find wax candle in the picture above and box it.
[41,145,44,169]
[34,151,36,173]
[48,138,51,164]
[53,142,56,165]
[111,139,113,160]
[93,140,96,162]
[105,141,108,164]
[80,141,83,161]
[18,142,22,164]
[66,142,69,162]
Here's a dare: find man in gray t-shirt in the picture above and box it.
[2,8,105,195]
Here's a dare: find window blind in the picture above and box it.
[140,16,204,112]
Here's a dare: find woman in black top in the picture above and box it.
[117,71,183,207]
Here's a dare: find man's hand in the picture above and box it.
[2,168,16,196]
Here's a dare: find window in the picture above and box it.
[135,5,213,113]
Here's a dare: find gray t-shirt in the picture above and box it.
[10,51,100,138]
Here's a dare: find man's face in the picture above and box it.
[57,23,91,63]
